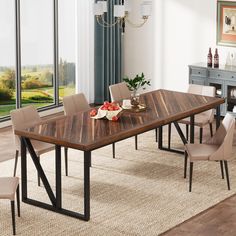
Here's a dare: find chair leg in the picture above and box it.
[135,135,138,150]
[16,186,20,217]
[112,143,115,159]
[64,147,68,176]
[186,124,189,141]
[184,151,188,179]
[199,128,203,144]
[220,161,224,179]
[13,150,19,177]
[11,201,16,235]
[155,128,158,142]
[224,161,231,190]
[38,156,40,187]
[209,123,213,137]
[189,162,193,192]
[168,123,171,149]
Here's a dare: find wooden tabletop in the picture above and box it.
[15,89,225,151]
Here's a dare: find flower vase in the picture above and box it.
[131,91,140,109]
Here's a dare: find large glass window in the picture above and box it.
[0,0,16,118]
[21,0,54,109]
[58,0,76,100]
[0,0,78,121]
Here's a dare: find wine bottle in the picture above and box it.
[214,48,219,68]
[207,47,212,67]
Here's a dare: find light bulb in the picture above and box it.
[114,5,125,18]
[140,1,152,18]
[93,2,103,16]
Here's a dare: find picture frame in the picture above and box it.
[217,1,236,47]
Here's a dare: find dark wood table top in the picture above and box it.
[15,89,225,151]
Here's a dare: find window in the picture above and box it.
[21,0,54,109]
[0,0,77,121]
[58,0,76,100]
[0,0,16,118]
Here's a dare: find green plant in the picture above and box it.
[0,88,13,100]
[22,78,46,89]
[28,95,53,102]
[123,73,151,92]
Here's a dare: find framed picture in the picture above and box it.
[217,1,236,47]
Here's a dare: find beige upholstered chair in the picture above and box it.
[181,84,215,142]
[109,82,140,156]
[10,106,64,185]
[0,177,20,235]
[184,113,235,192]
[168,84,216,147]
[63,93,90,169]
[63,93,90,115]
[109,82,131,102]
[109,82,159,156]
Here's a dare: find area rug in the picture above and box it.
[1,128,236,236]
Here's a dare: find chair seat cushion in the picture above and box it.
[185,144,219,161]
[31,141,54,156]
[179,114,211,127]
[0,177,19,201]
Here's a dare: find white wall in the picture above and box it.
[124,0,236,92]
[76,0,94,103]
[124,0,157,89]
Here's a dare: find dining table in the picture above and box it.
[15,89,225,221]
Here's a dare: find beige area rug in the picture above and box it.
[1,128,236,236]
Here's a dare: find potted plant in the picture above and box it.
[123,73,151,108]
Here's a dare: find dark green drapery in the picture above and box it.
[94,0,122,104]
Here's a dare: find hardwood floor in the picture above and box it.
[162,194,236,236]
[1,115,236,235]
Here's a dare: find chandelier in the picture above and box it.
[93,0,152,28]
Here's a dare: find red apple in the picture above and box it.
[112,116,119,121]
[90,109,97,117]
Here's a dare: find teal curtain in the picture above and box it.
[94,0,122,104]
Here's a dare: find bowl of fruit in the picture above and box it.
[90,101,122,121]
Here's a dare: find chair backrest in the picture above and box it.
[209,113,235,160]
[10,106,41,151]
[188,84,215,97]
[109,82,131,102]
[220,113,235,159]
[188,84,216,121]
[63,93,90,116]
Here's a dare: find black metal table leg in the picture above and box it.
[158,126,163,149]
[158,123,186,155]
[155,128,158,142]
[168,123,171,149]
[55,145,62,209]
[112,143,115,159]
[21,138,27,200]
[190,115,195,144]
[216,105,221,130]
[84,151,91,221]
[21,137,91,221]
[173,122,187,145]
[24,138,56,206]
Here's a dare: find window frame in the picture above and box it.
[0,0,65,122]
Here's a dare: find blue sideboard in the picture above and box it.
[189,63,236,116]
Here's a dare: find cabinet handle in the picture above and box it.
[218,74,220,77]
[232,76,234,79]
[198,71,201,74]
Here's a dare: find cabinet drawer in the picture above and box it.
[190,68,207,77]
[209,70,236,80]
[190,77,206,85]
